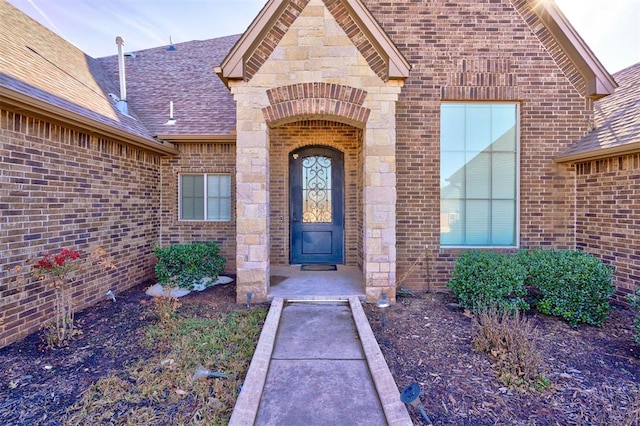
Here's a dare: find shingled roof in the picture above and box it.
[556,62,640,162]
[97,36,240,141]
[0,1,176,154]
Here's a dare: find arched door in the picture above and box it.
[290,146,344,265]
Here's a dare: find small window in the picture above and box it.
[440,103,518,247]
[180,174,231,221]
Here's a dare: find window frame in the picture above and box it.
[439,101,521,249]
[178,173,232,222]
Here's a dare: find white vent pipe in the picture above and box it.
[115,36,128,115]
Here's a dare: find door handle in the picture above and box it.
[292,212,299,222]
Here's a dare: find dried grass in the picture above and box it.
[65,307,268,425]
[471,306,547,390]
[624,391,640,426]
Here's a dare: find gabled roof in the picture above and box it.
[0,1,176,155]
[97,36,240,141]
[556,62,640,162]
[1,0,619,149]
[528,0,617,99]
[217,0,411,84]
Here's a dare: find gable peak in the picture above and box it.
[218,0,410,83]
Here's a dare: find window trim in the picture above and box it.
[178,173,232,222]
[439,101,521,249]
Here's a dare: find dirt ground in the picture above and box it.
[1,282,639,425]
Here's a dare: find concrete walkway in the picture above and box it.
[229,296,412,425]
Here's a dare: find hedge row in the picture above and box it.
[448,249,616,326]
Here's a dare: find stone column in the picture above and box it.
[232,86,271,303]
[363,85,402,302]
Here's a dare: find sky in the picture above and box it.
[6,0,640,74]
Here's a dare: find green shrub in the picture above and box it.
[154,241,226,289]
[522,249,615,327]
[628,287,640,344]
[447,251,528,314]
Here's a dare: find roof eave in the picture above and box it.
[341,0,411,79]
[1,87,179,156]
[555,141,640,163]
[535,1,617,99]
[218,0,283,81]
[154,134,236,143]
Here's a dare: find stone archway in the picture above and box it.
[221,0,409,304]
[233,79,402,303]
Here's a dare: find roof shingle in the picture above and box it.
[558,63,640,161]
[97,36,240,137]
[0,1,155,142]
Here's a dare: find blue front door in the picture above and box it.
[290,146,344,265]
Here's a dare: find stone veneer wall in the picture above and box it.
[362,0,590,290]
[0,109,163,348]
[159,142,237,272]
[230,0,403,302]
[269,121,362,267]
[575,155,640,302]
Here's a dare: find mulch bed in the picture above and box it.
[1,283,638,425]
[0,281,238,426]
[365,291,640,425]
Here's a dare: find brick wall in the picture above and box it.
[269,120,362,266]
[0,108,163,348]
[575,154,640,302]
[159,142,237,273]
[362,0,591,290]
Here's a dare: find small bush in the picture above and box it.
[152,295,181,326]
[447,251,528,314]
[628,287,640,344]
[472,306,547,390]
[154,241,226,289]
[522,249,615,326]
[13,246,116,348]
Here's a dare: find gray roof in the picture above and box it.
[1,1,238,145]
[97,36,240,137]
[558,63,640,161]
[0,1,155,143]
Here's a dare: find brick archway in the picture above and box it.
[262,83,370,128]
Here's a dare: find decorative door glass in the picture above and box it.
[302,156,332,223]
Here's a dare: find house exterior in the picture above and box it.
[555,62,640,303]
[0,0,635,348]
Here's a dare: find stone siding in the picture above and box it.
[230,0,403,301]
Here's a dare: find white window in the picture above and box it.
[180,174,231,221]
[440,103,518,247]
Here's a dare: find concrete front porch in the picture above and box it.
[267,265,365,301]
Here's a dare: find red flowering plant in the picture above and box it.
[28,247,115,348]
[34,248,81,274]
